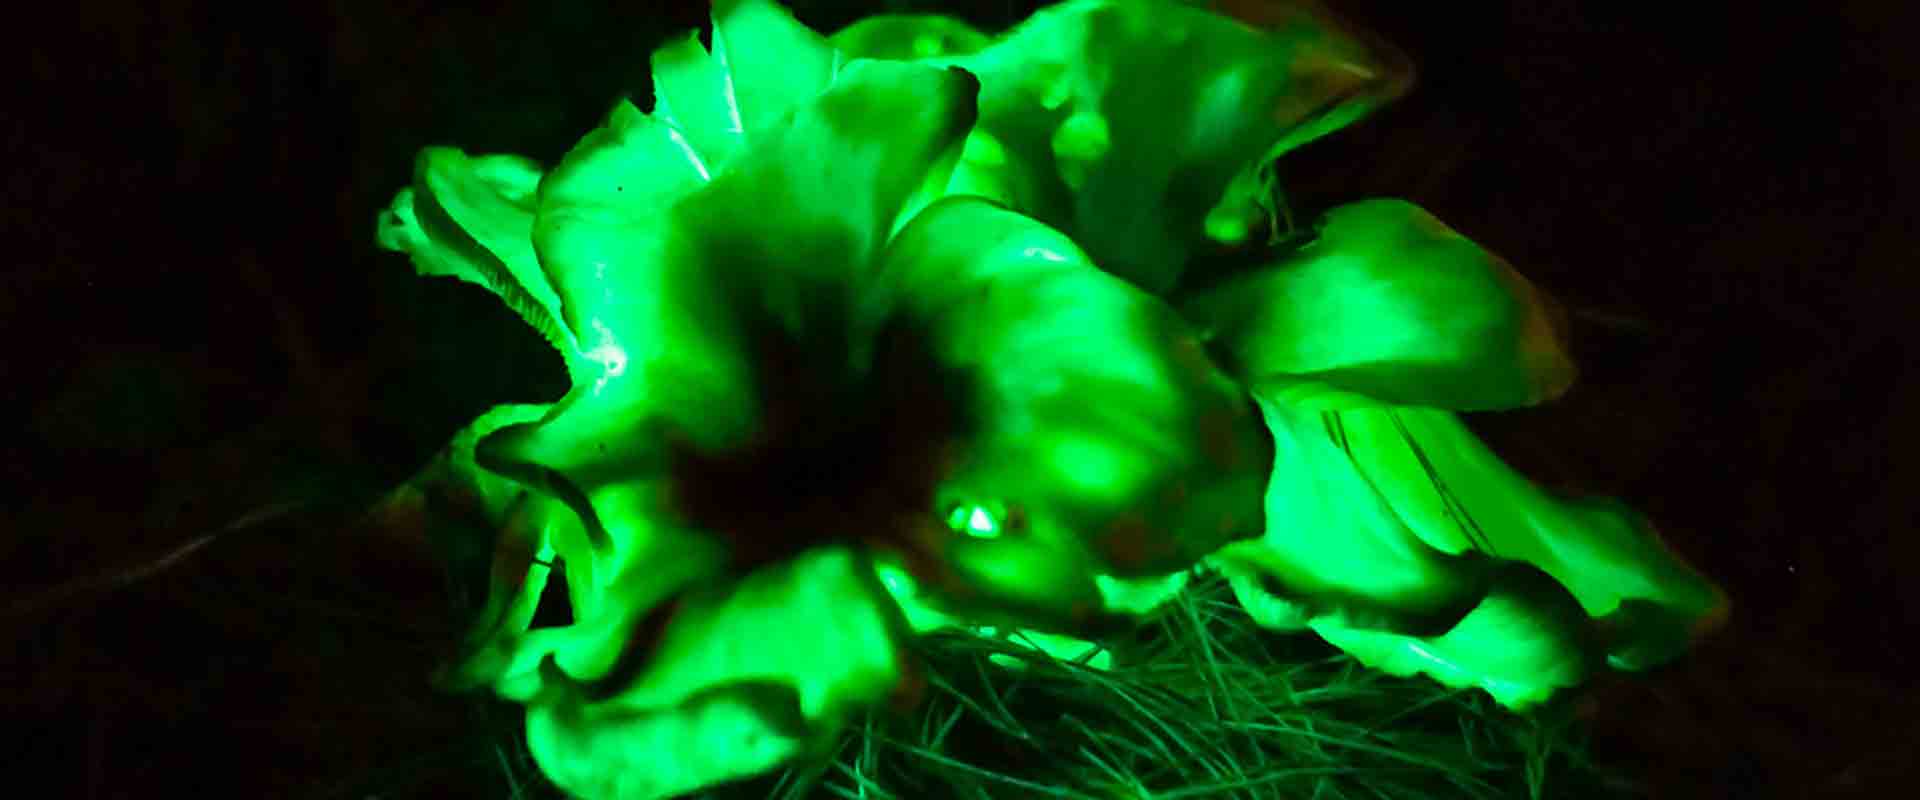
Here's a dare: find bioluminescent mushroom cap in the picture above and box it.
[379,3,1733,794]
[378,1,1271,796]
[1183,199,1728,709]
[833,0,1727,710]
[832,0,1413,295]
[1182,198,1578,413]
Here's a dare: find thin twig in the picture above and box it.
[3,498,313,619]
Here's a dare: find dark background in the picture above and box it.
[4,0,1914,796]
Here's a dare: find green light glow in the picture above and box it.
[1202,398,1727,708]
[988,627,1114,671]
[965,506,998,538]
[1050,110,1110,190]
[1182,199,1577,412]
[940,502,1004,539]
[380,2,1278,795]
[833,0,1413,294]
[1178,199,1724,707]
[379,1,1726,794]
[827,13,991,61]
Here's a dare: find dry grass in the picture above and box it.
[437,568,1633,800]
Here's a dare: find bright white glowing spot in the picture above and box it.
[967,507,997,537]
[668,127,711,180]
[590,347,628,376]
[875,563,915,597]
[585,317,629,394]
[721,69,744,134]
[1406,643,1445,665]
[1022,246,1068,263]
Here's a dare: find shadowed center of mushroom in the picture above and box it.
[666,311,981,572]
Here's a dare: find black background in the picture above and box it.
[4,0,1915,796]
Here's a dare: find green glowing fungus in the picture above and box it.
[1179,200,1727,707]
[832,0,1414,294]
[381,2,1271,796]
[379,1,1728,795]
